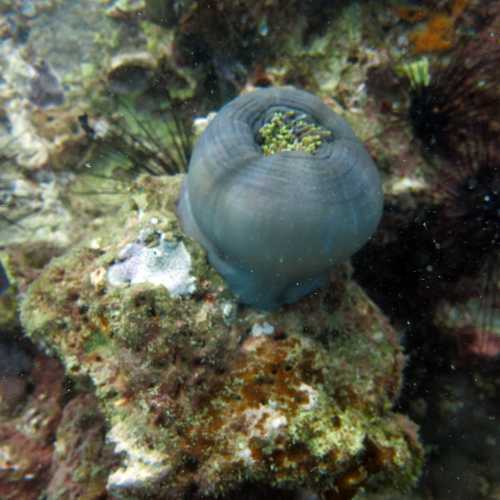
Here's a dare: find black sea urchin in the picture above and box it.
[80,86,192,179]
[72,86,194,211]
[405,25,500,158]
[436,139,499,268]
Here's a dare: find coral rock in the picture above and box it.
[0,354,64,499]
[21,174,423,498]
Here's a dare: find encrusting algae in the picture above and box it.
[395,0,470,54]
[20,174,423,499]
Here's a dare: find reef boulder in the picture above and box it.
[20,174,423,499]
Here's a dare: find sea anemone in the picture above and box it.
[177,87,383,309]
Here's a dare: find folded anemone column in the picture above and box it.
[177,87,383,309]
[21,172,422,499]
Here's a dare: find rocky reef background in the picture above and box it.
[0,0,499,499]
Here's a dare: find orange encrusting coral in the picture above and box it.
[410,14,455,53]
[396,0,470,54]
[451,0,469,18]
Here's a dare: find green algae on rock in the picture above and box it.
[20,174,423,498]
[0,243,66,335]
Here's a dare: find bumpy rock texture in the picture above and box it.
[0,343,113,500]
[0,351,64,500]
[21,174,422,499]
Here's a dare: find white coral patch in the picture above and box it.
[106,421,170,492]
[235,445,254,465]
[298,383,318,410]
[390,176,427,195]
[243,403,288,440]
[250,322,274,337]
[107,231,196,297]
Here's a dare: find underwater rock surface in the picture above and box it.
[0,0,196,171]
[0,349,113,500]
[21,175,422,498]
[0,353,63,499]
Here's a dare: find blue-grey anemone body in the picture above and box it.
[177,87,383,309]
